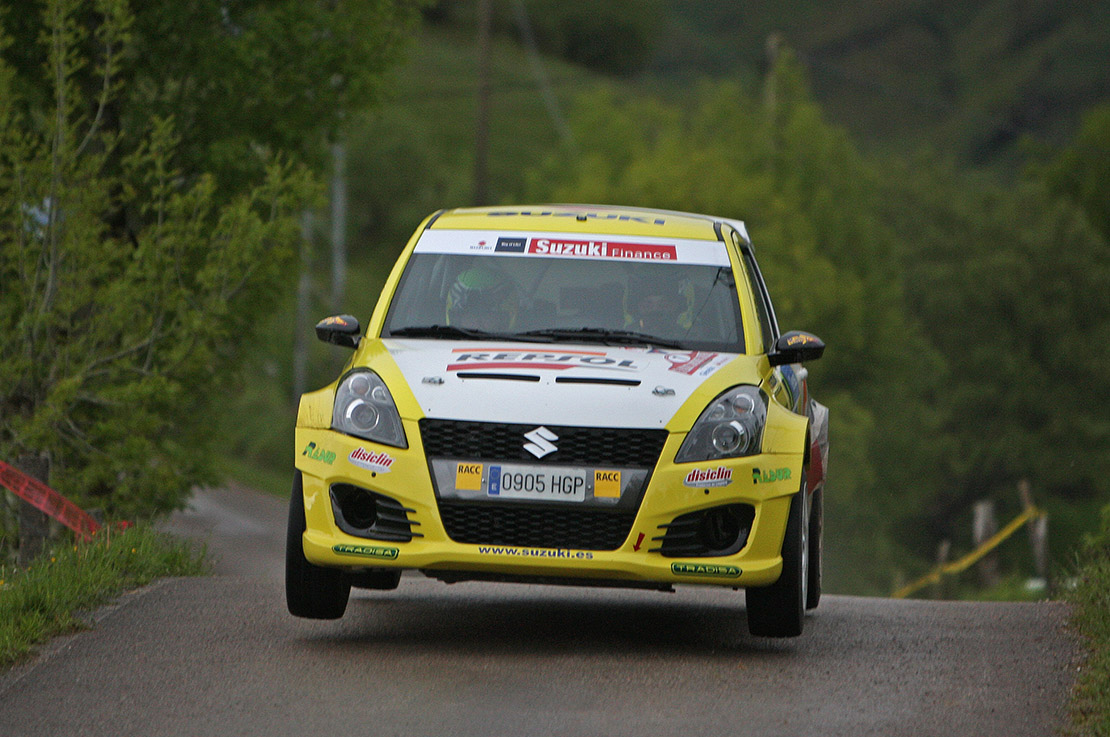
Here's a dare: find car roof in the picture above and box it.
[428,204,750,243]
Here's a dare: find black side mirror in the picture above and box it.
[768,330,825,366]
[315,315,361,349]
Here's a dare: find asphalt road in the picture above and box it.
[0,485,1078,737]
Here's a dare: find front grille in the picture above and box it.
[420,419,666,467]
[438,500,637,550]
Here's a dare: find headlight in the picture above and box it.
[332,370,407,448]
[675,386,766,463]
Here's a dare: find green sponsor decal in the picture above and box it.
[302,441,336,465]
[332,544,399,560]
[671,562,741,578]
[752,466,791,484]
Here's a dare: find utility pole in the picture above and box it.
[330,141,347,310]
[473,0,491,206]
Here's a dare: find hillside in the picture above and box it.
[651,0,1110,169]
[420,1,1110,173]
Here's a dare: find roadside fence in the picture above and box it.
[892,480,1049,599]
[0,458,103,566]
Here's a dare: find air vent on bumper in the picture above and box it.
[329,484,422,542]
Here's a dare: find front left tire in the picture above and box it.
[745,469,808,637]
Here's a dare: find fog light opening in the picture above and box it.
[340,489,378,529]
[699,506,744,552]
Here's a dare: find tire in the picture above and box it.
[746,470,808,638]
[286,471,351,619]
[806,486,823,610]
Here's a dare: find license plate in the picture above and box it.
[487,464,587,502]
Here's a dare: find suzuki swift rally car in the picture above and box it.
[288,205,829,637]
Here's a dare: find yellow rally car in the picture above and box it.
[288,205,829,637]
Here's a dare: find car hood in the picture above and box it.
[381,339,742,428]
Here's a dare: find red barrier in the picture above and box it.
[0,460,101,542]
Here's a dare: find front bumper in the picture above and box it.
[294,422,804,589]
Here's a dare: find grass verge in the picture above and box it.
[0,525,208,670]
[1068,505,1110,736]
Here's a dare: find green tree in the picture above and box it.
[0,0,320,521]
[1035,103,1110,243]
[877,154,1110,563]
[1,0,423,195]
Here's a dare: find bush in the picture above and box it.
[1069,504,1110,735]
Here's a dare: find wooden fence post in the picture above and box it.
[932,539,951,599]
[1018,479,1049,591]
[17,454,50,567]
[972,499,1000,589]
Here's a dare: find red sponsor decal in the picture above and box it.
[349,447,395,472]
[451,347,606,355]
[664,351,719,375]
[683,466,733,488]
[528,238,676,261]
[447,351,641,372]
[448,362,578,372]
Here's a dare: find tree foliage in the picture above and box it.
[423,0,664,76]
[880,159,1109,550]
[872,100,1110,556]
[2,0,423,194]
[0,0,321,519]
[1035,103,1110,243]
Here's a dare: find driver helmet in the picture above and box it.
[446,266,516,329]
[627,271,692,334]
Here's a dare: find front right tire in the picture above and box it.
[286,470,351,619]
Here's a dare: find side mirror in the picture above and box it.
[315,315,361,349]
[768,330,825,366]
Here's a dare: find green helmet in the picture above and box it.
[446,267,515,327]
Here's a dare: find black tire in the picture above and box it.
[286,471,351,619]
[746,470,808,638]
[806,486,823,610]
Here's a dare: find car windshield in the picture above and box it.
[383,251,744,352]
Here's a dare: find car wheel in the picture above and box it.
[286,470,351,619]
[806,486,822,610]
[746,469,808,637]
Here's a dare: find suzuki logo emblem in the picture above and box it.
[523,426,559,458]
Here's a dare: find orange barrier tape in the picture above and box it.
[892,505,1044,599]
[0,460,101,542]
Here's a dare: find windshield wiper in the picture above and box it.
[389,324,548,342]
[391,324,684,348]
[389,324,499,339]
[517,327,684,349]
